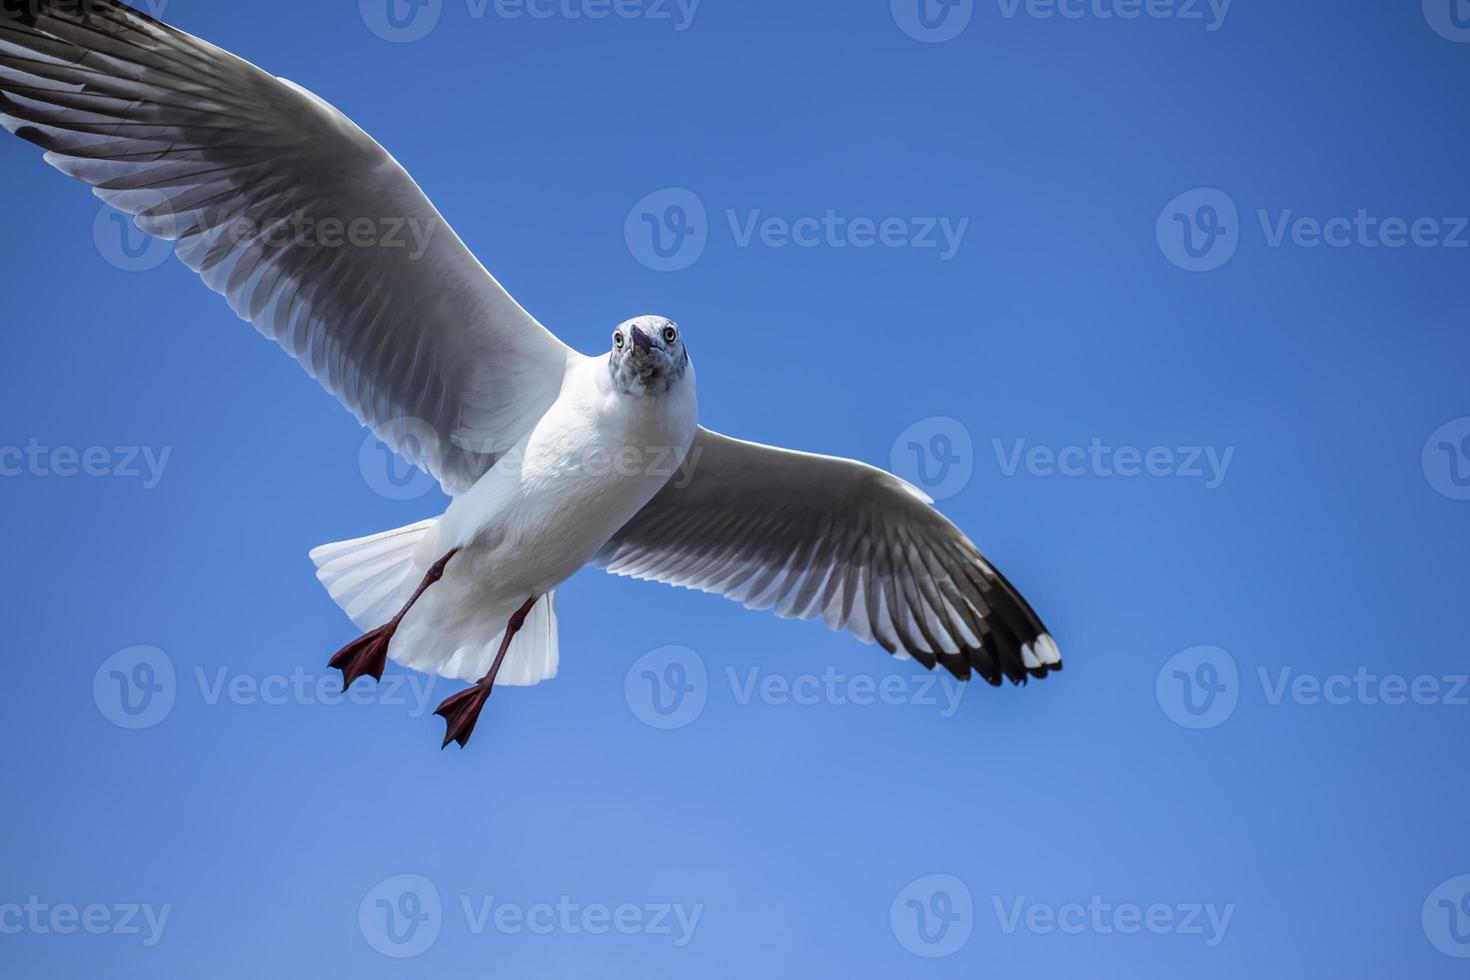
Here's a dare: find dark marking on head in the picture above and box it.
[609,316,690,397]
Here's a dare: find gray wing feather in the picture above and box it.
[595,428,1062,684]
[0,2,573,494]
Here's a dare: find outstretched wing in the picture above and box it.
[595,428,1062,685]
[0,1,575,494]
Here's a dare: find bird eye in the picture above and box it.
[613,331,624,349]
[663,326,678,344]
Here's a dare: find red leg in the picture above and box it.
[328,548,460,691]
[435,595,539,750]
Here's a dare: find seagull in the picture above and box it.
[0,1,1062,749]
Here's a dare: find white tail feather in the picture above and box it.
[309,520,560,686]
[404,592,560,686]
[310,519,438,631]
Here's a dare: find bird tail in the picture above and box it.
[309,518,440,632]
[404,592,560,687]
[309,519,560,687]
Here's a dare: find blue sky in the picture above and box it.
[1,1,1468,976]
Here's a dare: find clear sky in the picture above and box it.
[1,1,1468,976]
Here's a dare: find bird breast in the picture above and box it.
[441,360,698,594]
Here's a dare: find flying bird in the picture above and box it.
[0,1,1061,748]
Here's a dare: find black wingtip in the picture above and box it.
[10,125,47,149]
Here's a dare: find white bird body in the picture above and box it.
[390,351,698,682]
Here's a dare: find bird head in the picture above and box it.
[609,316,690,396]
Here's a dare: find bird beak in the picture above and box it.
[630,325,654,352]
